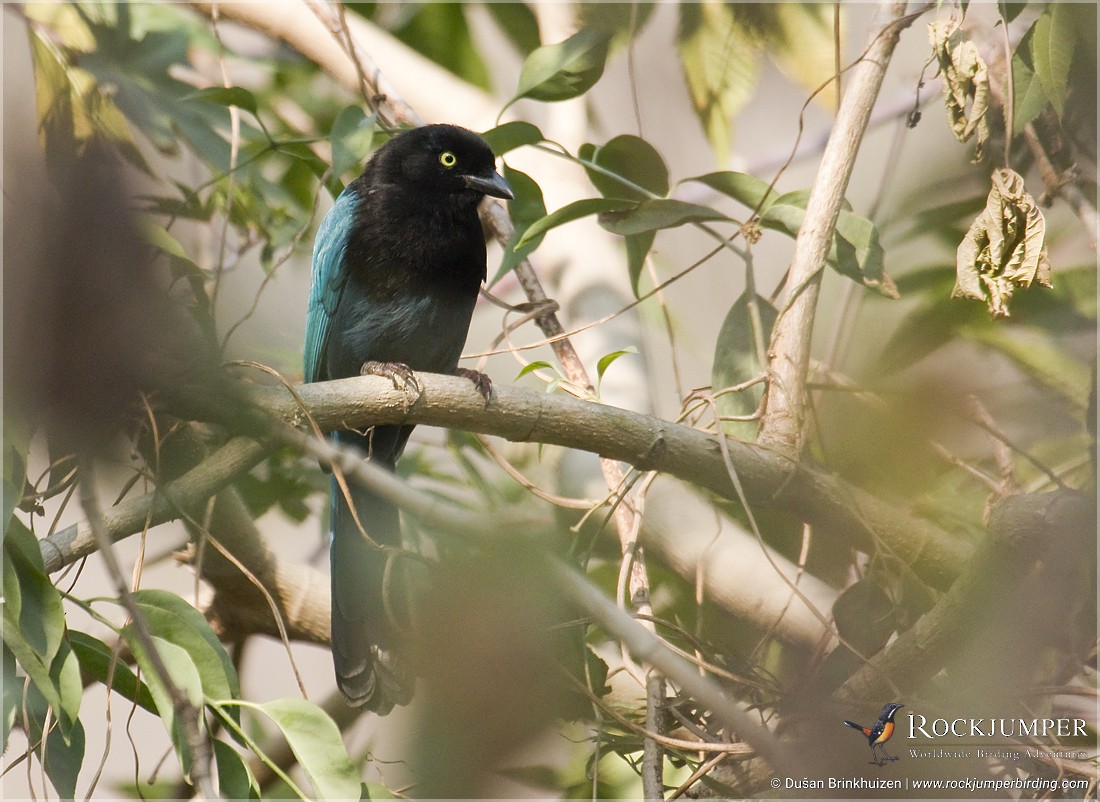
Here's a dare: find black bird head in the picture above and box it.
[881,703,904,721]
[372,124,513,203]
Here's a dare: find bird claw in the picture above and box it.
[454,368,492,402]
[362,361,422,408]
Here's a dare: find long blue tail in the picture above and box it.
[329,428,415,711]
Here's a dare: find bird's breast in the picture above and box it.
[329,282,479,378]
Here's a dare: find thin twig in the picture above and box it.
[643,673,666,799]
[78,458,218,801]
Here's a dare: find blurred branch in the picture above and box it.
[759,0,918,453]
[836,488,1094,703]
[548,557,790,773]
[186,0,497,127]
[301,0,420,128]
[640,477,838,650]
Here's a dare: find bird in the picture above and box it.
[304,124,513,710]
[844,702,904,766]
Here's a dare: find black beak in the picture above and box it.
[462,169,514,200]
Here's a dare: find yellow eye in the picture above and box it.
[439,151,457,168]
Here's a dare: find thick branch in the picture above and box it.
[640,477,838,649]
[186,1,496,126]
[759,1,916,453]
[836,489,1094,703]
[255,372,969,589]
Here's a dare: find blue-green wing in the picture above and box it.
[304,189,362,383]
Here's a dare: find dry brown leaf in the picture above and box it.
[928,19,991,162]
[954,168,1053,317]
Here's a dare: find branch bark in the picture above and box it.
[759,1,917,453]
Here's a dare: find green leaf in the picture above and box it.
[832,211,897,298]
[491,165,547,286]
[578,3,657,38]
[76,22,242,170]
[576,135,670,295]
[684,170,780,214]
[27,29,150,179]
[762,4,839,112]
[20,683,86,801]
[999,1,1029,23]
[597,199,730,236]
[579,135,670,201]
[712,290,778,439]
[889,191,989,247]
[3,418,31,534]
[3,631,82,739]
[139,220,205,280]
[4,519,65,661]
[41,716,86,800]
[677,2,759,162]
[1011,29,1050,134]
[511,27,613,104]
[516,197,636,248]
[1030,6,1075,118]
[123,632,204,757]
[3,643,18,750]
[256,698,361,801]
[128,589,240,705]
[758,194,896,297]
[184,86,259,116]
[516,361,556,381]
[967,325,1091,410]
[481,121,543,157]
[69,631,158,715]
[484,2,541,56]
[595,347,638,395]
[213,739,261,801]
[235,448,319,523]
[329,105,376,180]
[625,231,657,298]
[877,263,1095,392]
[756,189,852,236]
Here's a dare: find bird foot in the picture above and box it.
[454,367,492,402]
[362,361,422,408]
